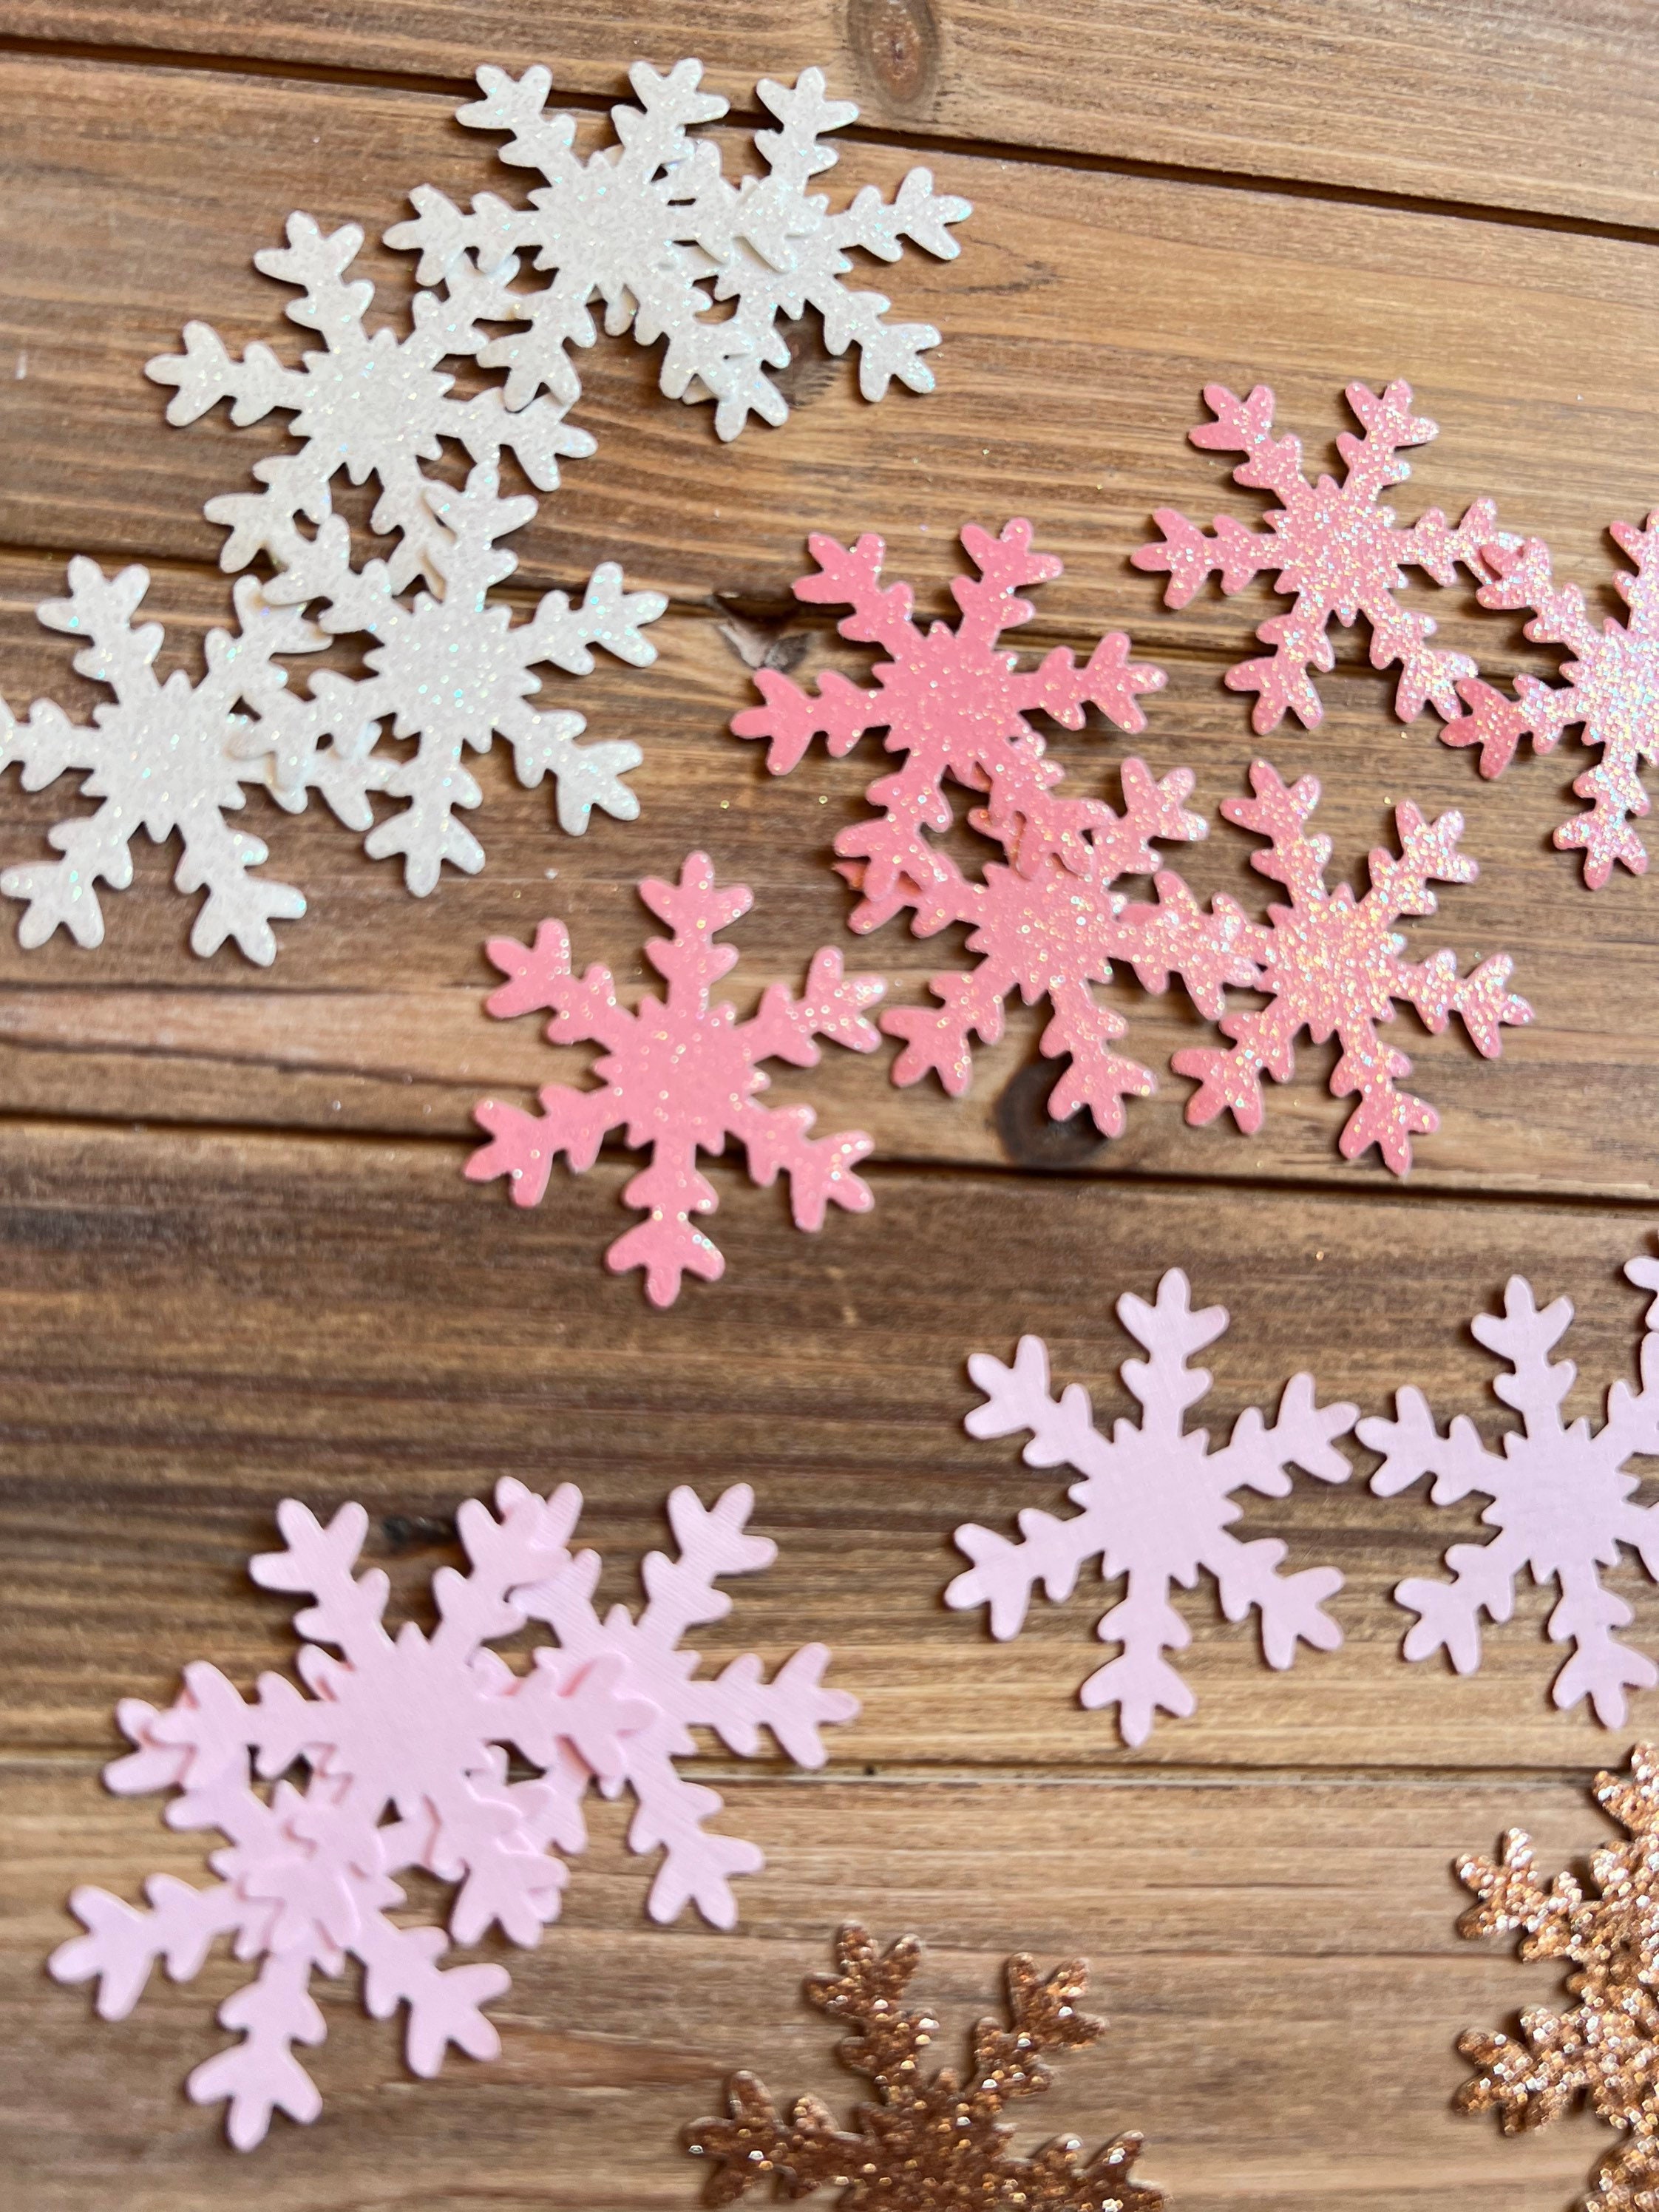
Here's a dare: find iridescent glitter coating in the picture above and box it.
[949,1269,1356,1746]
[846,757,1259,1134]
[1440,521,1659,886]
[1133,380,1501,732]
[0,558,382,963]
[1170,761,1531,1174]
[148,214,588,592]
[1360,1251,1659,1724]
[685,1924,1161,2209]
[49,1479,855,2148]
[1455,1743,1659,2208]
[260,464,665,893]
[733,519,1167,900]
[391,60,971,437]
[467,852,886,1306]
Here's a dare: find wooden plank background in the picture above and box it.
[2,6,1657,2207]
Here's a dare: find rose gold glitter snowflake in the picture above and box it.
[1456,1743,1659,2210]
[685,1924,1160,2209]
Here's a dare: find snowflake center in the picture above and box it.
[1277,491,1402,617]
[988,866,1116,991]
[882,638,1031,773]
[601,998,756,1145]
[1491,1429,1643,1574]
[313,1635,500,1809]
[372,600,535,742]
[291,330,449,473]
[1579,627,1659,746]
[1271,890,1397,1037]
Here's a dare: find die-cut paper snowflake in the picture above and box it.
[732,520,1167,900]
[1358,1253,1659,1725]
[1454,1743,1659,2209]
[1439,523,1659,887]
[1133,381,1501,733]
[0,557,383,963]
[686,1924,1161,2211]
[1170,761,1530,1174]
[50,1477,855,2147]
[844,758,1261,1134]
[948,1269,1357,1746]
[467,852,886,1305]
[390,60,971,439]
[260,465,665,892]
[147,212,590,592]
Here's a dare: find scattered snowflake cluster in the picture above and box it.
[49,1478,855,2146]
[949,1268,1357,1745]
[1,57,970,960]
[1360,1249,1659,1724]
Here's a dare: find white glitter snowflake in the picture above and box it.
[1360,1255,1659,1724]
[147,212,591,591]
[0,557,383,963]
[390,58,971,438]
[258,465,666,892]
[50,1479,855,2147]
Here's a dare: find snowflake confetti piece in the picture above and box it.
[844,758,1261,1136]
[1454,1743,1659,2208]
[1170,760,1531,1174]
[1439,521,1659,887]
[467,851,886,1306]
[49,1477,856,2147]
[146,212,591,593]
[0,557,385,963]
[685,1923,1161,2210]
[259,464,665,893]
[390,60,971,439]
[733,520,1167,900]
[1359,1252,1659,1725]
[1133,380,1502,732]
[948,1269,1356,1746]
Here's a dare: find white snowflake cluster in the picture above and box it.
[1,58,969,961]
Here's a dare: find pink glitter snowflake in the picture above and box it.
[1360,1255,1659,1725]
[1439,521,1659,886]
[1133,381,1499,733]
[730,520,1167,898]
[1169,761,1531,1173]
[467,852,886,1305]
[50,1479,855,2145]
[948,1269,1357,1745]
[846,758,1261,1134]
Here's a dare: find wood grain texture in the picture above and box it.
[10,1,1659,230]
[6,10,1659,2209]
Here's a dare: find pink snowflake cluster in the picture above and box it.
[50,1480,855,2146]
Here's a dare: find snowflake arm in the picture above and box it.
[148,214,590,591]
[1133,380,1499,731]
[946,1271,1354,1745]
[468,854,884,1304]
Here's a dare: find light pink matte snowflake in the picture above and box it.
[50,1478,855,2146]
[844,758,1261,1133]
[730,520,1167,899]
[1133,381,1500,733]
[1438,522,1659,887]
[1168,761,1530,1173]
[1359,1255,1659,1726]
[947,1269,1357,1746]
[467,852,886,1306]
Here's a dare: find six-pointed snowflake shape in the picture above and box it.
[948,1269,1357,1745]
[467,852,886,1305]
[1359,1252,1659,1725]
[1133,381,1501,732]
[0,557,384,963]
[685,1924,1161,2209]
[1454,1743,1659,2208]
[390,60,971,438]
[49,1476,855,2147]
[1439,520,1659,887]
[260,465,665,892]
[147,212,590,591]
[845,758,1261,1133]
[1170,761,1531,1173]
[733,520,1167,900]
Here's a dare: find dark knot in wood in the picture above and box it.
[994,1057,1111,1171]
[849,0,943,116]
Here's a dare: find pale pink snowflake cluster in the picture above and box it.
[50,1479,855,2146]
